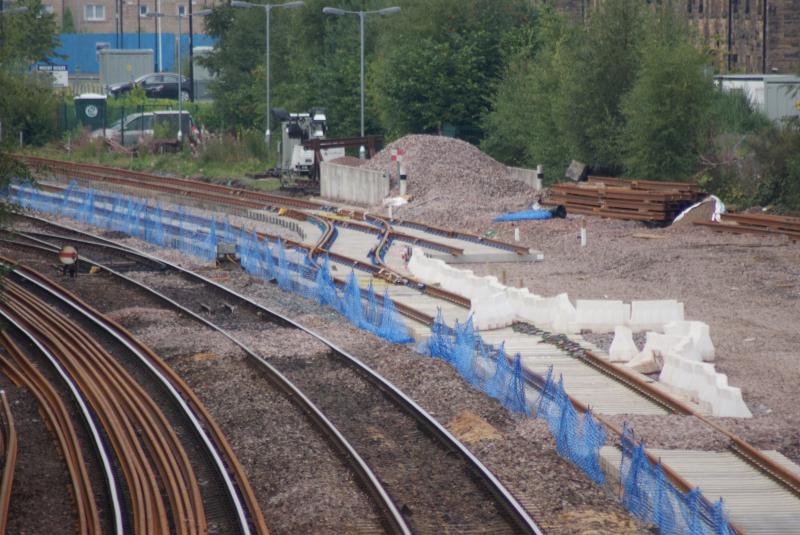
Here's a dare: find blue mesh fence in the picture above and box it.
[620,425,732,535]
[417,311,530,416]
[4,181,736,534]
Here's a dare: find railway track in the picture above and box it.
[2,224,543,534]
[10,157,800,532]
[0,260,269,535]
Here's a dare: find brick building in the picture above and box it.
[548,0,799,74]
[687,0,800,74]
[44,0,223,35]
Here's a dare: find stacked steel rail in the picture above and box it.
[0,332,102,534]
[0,262,271,535]
[0,392,17,535]
[695,212,800,241]
[543,176,706,222]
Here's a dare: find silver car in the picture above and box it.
[92,110,193,146]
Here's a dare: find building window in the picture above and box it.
[84,4,105,21]
[43,5,54,13]
[139,5,149,17]
[699,0,703,13]
[688,0,692,13]
[745,0,750,13]
[177,5,186,16]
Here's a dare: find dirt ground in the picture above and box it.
[465,214,800,460]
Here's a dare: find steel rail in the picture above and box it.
[2,239,412,535]
[20,153,520,258]
[0,392,17,535]
[7,225,544,534]
[10,212,787,498]
[1,282,180,534]
[0,309,126,535]
[0,332,102,534]
[5,263,266,535]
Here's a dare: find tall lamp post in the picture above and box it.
[323,5,400,159]
[231,1,304,146]
[147,9,211,143]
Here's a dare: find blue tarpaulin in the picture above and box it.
[493,209,553,222]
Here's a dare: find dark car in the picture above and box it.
[108,73,191,101]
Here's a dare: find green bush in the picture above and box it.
[0,70,60,147]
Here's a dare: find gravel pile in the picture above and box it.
[362,135,538,230]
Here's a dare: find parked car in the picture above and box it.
[91,110,195,146]
[108,72,192,101]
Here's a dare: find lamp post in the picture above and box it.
[147,9,211,143]
[231,1,304,146]
[323,5,399,159]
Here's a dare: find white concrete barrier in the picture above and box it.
[628,300,685,331]
[470,292,516,330]
[609,326,638,363]
[575,300,630,332]
[321,161,389,205]
[664,320,715,362]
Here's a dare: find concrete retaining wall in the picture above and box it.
[320,161,388,206]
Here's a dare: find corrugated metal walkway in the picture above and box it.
[601,447,800,535]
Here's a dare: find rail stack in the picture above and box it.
[695,212,800,240]
[543,176,706,222]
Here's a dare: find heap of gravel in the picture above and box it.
[361,134,538,230]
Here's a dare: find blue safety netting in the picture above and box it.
[417,310,530,415]
[4,181,737,535]
[620,425,732,535]
[536,367,607,484]
[493,209,553,222]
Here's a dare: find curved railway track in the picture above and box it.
[3,218,544,534]
[13,157,800,532]
[0,260,269,535]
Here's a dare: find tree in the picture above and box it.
[481,9,572,172]
[62,6,76,33]
[620,5,714,179]
[371,0,534,143]
[0,0,60,68]
[0,69,60,146]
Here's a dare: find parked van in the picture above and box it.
[92,110,194,146]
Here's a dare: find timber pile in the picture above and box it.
[695,212,800,241]
[542,175,705,222]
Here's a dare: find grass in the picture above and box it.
[24,130,283,191]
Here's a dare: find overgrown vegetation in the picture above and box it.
[3,0,798,210]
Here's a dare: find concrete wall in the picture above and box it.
[507,166,542,191]
[320,161,389,206]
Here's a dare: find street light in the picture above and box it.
[231,1,304,145]
[323,5,400,159]
[147,9,211,143]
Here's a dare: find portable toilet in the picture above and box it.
[74,93,108,130]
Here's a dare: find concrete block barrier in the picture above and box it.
[664,320,715,362]
[575,300,629,332]
[628,300,685,331]
[470,292,516,330]
[609,326,638,363]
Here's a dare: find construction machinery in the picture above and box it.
[272,108,343,181]
[268,108,383,190]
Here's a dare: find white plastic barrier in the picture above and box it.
[658,353,751,418]
[470,292,516,330]
[628,300,685,331]
[575,300,630,333]
[664,320,715,362]
[609,326,638,363]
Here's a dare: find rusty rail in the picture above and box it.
[0,332,102,535]
[0,392,17,535]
